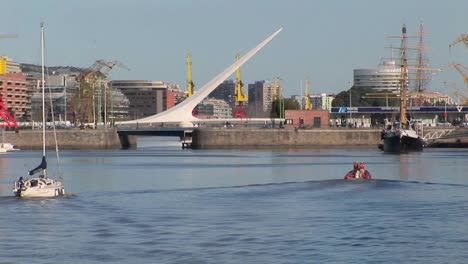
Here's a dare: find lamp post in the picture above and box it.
[349,83,352,123]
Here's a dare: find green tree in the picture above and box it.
[331,86,399,107]
[270,98,300,118]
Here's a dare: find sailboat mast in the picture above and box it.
[40,23,47,176]
[399,24,408,127]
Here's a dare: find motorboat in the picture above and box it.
[12,23,65,198]
[344,163,372,180]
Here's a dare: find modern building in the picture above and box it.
[110,80,179,120]
[209,80,236,105]
[353,60,401,93]
[247,80,280,117]
[0,56,22,74]
[196,98,232,119]
[321,93,335,110]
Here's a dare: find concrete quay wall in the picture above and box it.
[192,128,382,149]
[3,129,126,150]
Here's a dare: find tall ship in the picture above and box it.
[381,24,426,153]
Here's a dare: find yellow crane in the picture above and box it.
[187,54,194,97]
[304,79,312,110]
[451,64,468,85]
[449,34,468,49]
[234,53,247,118]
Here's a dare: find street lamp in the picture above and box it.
[348,82,352,122]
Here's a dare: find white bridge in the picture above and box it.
[116,28,283,128]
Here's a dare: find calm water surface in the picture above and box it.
[0,137,467,263]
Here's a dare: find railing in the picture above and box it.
[423,129,455,140]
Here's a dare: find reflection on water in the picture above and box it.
[0,139,467,263]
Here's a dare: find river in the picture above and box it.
[0,137,467,263]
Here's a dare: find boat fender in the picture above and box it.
[25,181,31,188]
[55,189,59,196]
[61,189,65,196]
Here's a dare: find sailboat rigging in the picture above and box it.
[380,24,425,153]
[13,23,65,198]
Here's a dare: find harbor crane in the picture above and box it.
[304,79,312,110]
[234,53,247,118]
[186,54,197,116]
[0,95,18,128]
[77,60,129,128]
[449,34,468,49]
[451,64,468,85]
[187,54,194,97]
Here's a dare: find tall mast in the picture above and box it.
[399,24,408,126]
[41,22,47,177]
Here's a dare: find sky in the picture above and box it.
[1,0,467,98]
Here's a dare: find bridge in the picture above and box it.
[116,27,283,128]
[115,28,283,148]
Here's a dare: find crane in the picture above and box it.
[449,34,468,49]
[0,95,18,128]
[93,60,129,127]
[186,54,198,116]
[233,53,247,118]
[187,54,194,97]
[451,64,468,85]
[304,79,312,110]
[77,59,129,128]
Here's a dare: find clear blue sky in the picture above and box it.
[1,0,466,97]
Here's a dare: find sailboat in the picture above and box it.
[381,24,425,153]
[13,23,65,198]
[0,128,19,153]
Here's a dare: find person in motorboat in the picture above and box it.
[357,163,372,180]
[18,177,24,188]
[344,162,360,180]
[344,162,372,180]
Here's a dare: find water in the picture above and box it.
[0,137,467,263]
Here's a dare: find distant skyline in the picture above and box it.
[1,0,466,97]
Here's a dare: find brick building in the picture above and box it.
[0,73,30,121]
[284,110,330,129]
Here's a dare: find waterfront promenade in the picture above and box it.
[2,128,123,150]
[4,126,467,150]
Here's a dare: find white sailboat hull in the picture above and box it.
[12,23,66,199]
[13,178,65,198]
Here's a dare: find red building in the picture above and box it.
[0,73,30,121]
[285,110,330,129]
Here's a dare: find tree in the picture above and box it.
[331,86,399,107]
[270,98,300,118]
